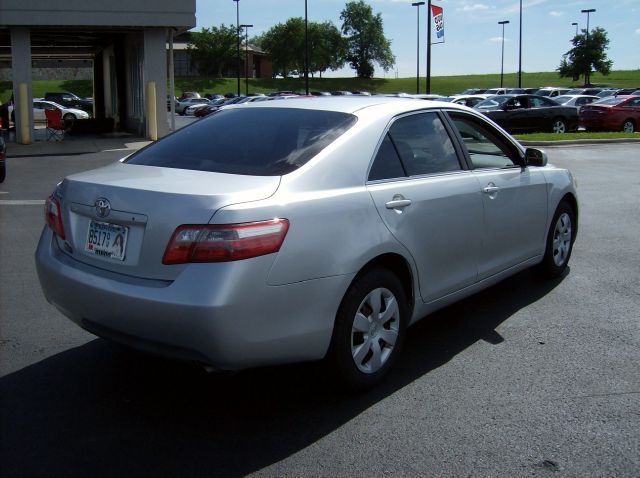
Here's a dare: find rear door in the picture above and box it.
[367,111,483,303]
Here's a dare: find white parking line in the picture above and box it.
[0,200,46,206]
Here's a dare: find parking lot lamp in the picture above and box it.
[581,8,596,86]
[572,22,578,37]
[518,0,522,87]
[304,0,309,95]
[412,2,425,94]
[233,0,241,97]
[241,25,253,96]
[499,21,510,88]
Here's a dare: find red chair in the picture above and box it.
[45,108,66,141]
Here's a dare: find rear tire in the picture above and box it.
[327,268,408,391]
[552,117,568,134]
[622,119,636,133]
[537,201,576,278]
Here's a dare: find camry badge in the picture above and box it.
[95,198,111,218]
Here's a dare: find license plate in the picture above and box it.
[85,220,129,261]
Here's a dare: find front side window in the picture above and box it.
[126,108,356,176]
[447,112,520,169]
[530,96,557,108]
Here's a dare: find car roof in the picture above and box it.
[226,96,470,116]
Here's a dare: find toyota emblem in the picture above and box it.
[95,198,111,218]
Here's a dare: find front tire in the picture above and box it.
[327,268,408,391]
[552,117,568,134]
[538,201,576,278]
[63,113,76,121]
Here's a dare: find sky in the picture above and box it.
[195,0,640,78]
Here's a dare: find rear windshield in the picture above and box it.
[126,107,357,176]
[593,97,626,106]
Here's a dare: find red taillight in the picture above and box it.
[162,219,290,264]
[44,195,65,239]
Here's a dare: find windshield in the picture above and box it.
[126,107,357,176]
[475,96,509,109]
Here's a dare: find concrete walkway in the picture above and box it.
[4,131,152,158]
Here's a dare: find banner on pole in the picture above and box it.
[431,4,445,43]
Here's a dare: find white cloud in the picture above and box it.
[636,28,640,35]
[549,11,563,17]
[458,3,490,12]
[489,36,510,43]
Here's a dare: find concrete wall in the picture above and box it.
[0,0,195,27]
[0,67,93,81]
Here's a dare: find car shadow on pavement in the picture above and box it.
[0,269,566,477]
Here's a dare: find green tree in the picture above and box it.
[257,18,305,77]
[256,18,345,78]
[187,25,237,77]
[340,0,395,78]
[308,21,346,78]
[558,27,613,86]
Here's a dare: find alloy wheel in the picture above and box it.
[552,212,572,267]
[350,287,400,374]
[552,119,567,134]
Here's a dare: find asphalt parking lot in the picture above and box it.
[0,142,638,477]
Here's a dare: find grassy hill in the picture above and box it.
[1,70,639,103]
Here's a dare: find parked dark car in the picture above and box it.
[193,98,228,118]
[474,94,579,133]
[614,88,640,96]
[579,95,640,132]
[44,92,93,116]
[0,135,6,183]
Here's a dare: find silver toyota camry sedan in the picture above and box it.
[36,97,578,390]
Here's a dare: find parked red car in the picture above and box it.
[579,96,640,133]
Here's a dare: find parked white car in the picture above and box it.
[552,95,600,112]
[176,98,210,115]
[33,100,90,121]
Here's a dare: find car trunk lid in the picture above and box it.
[54,162,280,280]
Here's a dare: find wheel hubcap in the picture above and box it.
[553,121,566,133]
[351,287,400,374]
[552,212,572,267]
[623,122,634,133]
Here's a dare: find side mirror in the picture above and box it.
[524,148,547,167]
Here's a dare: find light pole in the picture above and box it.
[233,0,240,97]
[518,0,522,88]
[412,2,425,94]
[571,22,578,37]
[240,24,253,96]
[304,0,309,95]
[426,0,432,93]
[581,8,596,86]
[498,20,510,88]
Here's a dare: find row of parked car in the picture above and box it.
[449,87,640,134]
[172,86,640,134]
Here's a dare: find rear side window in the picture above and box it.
[126,108,356,176]
[387,112,461,176]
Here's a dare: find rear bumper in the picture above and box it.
[35,228,353,370]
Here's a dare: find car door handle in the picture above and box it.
[483,185,500,194]
[385,199,412,209]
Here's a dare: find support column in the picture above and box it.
[10,28,34,144]
[143,28,168,139]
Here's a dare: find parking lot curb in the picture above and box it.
[519,137,640,147]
